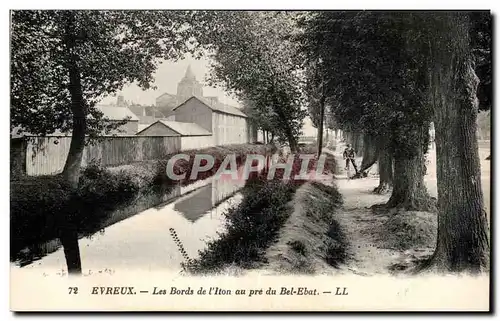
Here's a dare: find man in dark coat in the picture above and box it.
[343,144,358,174]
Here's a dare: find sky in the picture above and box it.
[100,54,316,136]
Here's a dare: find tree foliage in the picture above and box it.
[11,10,197,137]
[192,11,307,150]
[297,12,433,159]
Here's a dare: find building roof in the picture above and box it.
[137,115,157,125]
[127,105,145,117]
[137,120,212,136]
[173,96,247,118]
[156,92,176,100]
[96,105,139,121]
[138,124,150,132]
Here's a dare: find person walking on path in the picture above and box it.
[343,144,358,174]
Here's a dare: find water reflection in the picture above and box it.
[174,184,212,223]
[174,178,247,223]
[14,155,271,269]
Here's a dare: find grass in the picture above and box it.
[182,178,298,274]
[265,182,346,274]
[378,210,437,251]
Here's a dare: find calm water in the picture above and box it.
[15,178,246,274]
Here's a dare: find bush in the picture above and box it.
[10,164,144,261]
[72,163,142,235]
[183,179,298,274]
[10,176,72,259]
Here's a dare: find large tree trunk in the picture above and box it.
[373,137,393,194]
[386,125,432,211]
[348,131,361,155]
[60,12,84,275]
[354,132,364,157]
[359,134,379,173]
[425,13,489,272]
[287,132,298,153]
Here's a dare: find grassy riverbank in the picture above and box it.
[10,143,275,262]
[183,148,341,275]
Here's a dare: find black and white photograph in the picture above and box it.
[8,8,492,312]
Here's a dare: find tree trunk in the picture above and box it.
[317,93,326,157]
[425,13,489,272]
[59,223,81,275]
[61,12,84,275]
[373,137,393,194]
[274,103,298,152]
[344,130,351,144]
[386,125,432,211]
[355,132,364,157]
[351,132,358,152]
[359,134,379,173]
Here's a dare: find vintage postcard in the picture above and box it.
[9,9,491,312]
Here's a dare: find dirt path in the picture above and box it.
[333,174,400,275]
[325,146,431,276]
[325,140,491,276]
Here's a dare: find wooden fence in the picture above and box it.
[18,136,181,176]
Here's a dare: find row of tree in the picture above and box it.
[296,11,490,272]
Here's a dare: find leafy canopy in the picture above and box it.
[192,11,307,146]
[11,10,198,136]
[297,11,432,157]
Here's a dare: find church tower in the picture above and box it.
[176,65,203,103]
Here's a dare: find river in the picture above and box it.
[12,177,247,275]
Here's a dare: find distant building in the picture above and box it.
[176,65,204,102]
[96,105,139,135]
[154,65,247,117]
[116,94,127,107]
[171,96,249,145]
[137,120,213,150]
[128,105,166,123]
[136,120,211,137]
[127,65,256,145]
[154,65,205,117]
